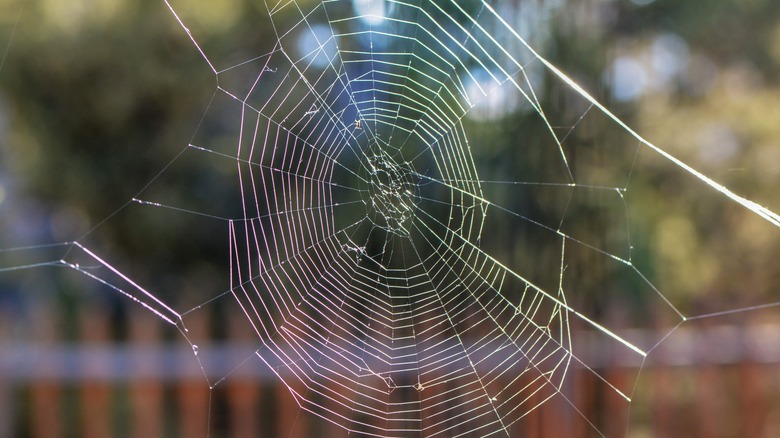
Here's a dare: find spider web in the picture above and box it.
[3,0,780,437]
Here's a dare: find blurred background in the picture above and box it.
[2,0,780,436]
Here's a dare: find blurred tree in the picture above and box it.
[1,0,778,346]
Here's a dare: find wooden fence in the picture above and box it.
[2,304,780,437]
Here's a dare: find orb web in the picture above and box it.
[3,0,780,437]
[221,1,611,435]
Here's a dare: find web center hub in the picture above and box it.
[361,151,419,235]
